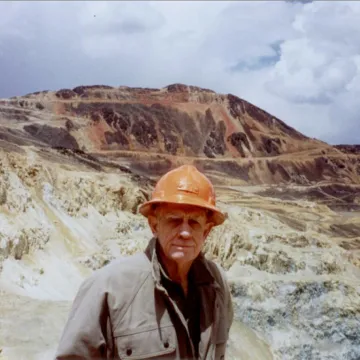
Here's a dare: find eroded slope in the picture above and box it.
[1,83,360,210]
[0,148,359,360]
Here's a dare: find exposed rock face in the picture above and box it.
[1,146,359,360]
[1,83,359,210]
[335,144,360,155]
[5,86,312,158]
[23,124,79,150]
[208,190,360,360]
[228,132,251,157]
[203,109,227,158]
[0,83,360,360]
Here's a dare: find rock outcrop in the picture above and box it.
[335,144,360,155]
[0,84,335,160]
[0,84,359,360]
[1,83,360,210]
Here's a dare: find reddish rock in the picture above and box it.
[0,82,359,211]
[227,132,250,157]
[55,89,77,100]
[166,84,189,93]
[335,145,360,155]
[23,124,79,150]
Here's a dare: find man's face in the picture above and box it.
[149,203,213,264]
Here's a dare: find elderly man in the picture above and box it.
[55,165,233,360]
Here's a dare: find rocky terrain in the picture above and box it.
[0,84,359,360]
[1,83,360,209]
[335,145,360,156]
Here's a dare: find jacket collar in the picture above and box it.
[144,237,215,287]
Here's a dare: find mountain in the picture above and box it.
[0,84,359,360]
[335,144,360,155]
[1,83,359,210]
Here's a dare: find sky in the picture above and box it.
[0,1,359,145]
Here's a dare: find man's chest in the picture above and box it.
[108,281,222,360]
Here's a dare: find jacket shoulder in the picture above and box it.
[80,252,151,293]
[203,258,229,291]
[103,252,151,274]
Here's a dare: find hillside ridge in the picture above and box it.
[1,82,359,209]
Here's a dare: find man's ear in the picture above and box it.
[148,215,158,236]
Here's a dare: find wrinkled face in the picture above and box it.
[148,203,213,264]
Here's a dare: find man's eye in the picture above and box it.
[189,219,200,227]
[168,218,182,225]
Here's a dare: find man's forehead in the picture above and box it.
[160,204,207,217]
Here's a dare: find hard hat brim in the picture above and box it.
[138,194,226,226]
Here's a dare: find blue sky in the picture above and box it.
[0,1,359,144]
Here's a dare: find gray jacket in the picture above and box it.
[55,237,234,359]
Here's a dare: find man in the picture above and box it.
[55,164,233,360]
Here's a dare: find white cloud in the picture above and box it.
[264,2,360,143]
[266,3,360,103]
[266,38,358,103]
[0,1,359,144]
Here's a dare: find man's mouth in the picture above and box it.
[171,243,194,248]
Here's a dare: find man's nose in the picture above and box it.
[179,221,191,239]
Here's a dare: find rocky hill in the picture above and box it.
[335,144,360,155]
[1,83,359,210]
[0,84,359,360]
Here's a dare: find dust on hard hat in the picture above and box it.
[138,164,226,226]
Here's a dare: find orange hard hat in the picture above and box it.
[139,164,226,226]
